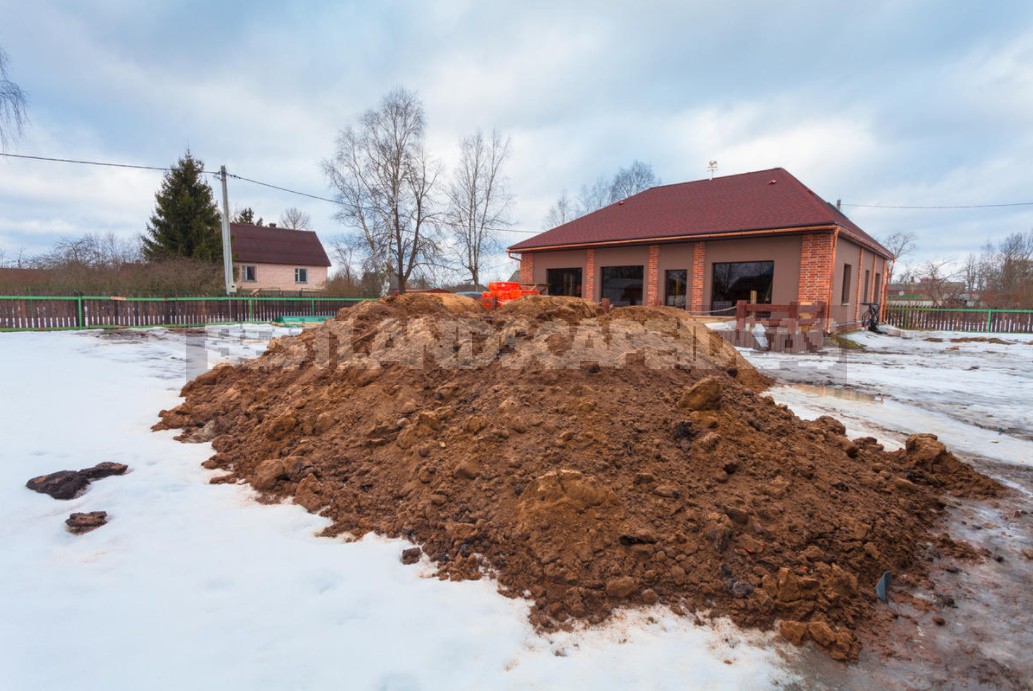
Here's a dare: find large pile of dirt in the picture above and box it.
[156,294,1002,661]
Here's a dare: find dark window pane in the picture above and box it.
[546,268,582,297]
[601,265,644,306]
[665,269,687,308]
[841,264,852,304]
[711,261,774,312]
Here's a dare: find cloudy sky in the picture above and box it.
[1,1,1032,279]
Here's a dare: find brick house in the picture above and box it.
[231,223,332,292]
[508,168,893,330]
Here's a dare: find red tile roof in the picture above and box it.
[510,168,892,258]
[231,223,331,267]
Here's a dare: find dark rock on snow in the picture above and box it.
[66,511,108,534]
[26,462,128,500]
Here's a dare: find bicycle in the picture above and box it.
[861,301,880,332]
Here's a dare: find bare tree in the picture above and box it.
[610,160,660,200]
[446,129,513,286]
[881,231,917,283]
[543,190,576,229]
[323,88,441,294]
[576,176,612,216]
[914,259,964,306]
[978,231,1033,307]
[279,206,312,230]
[0,46,27,150]
[546,160,661,226]
[33,232,141,269]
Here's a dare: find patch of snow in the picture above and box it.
[0,328,795,690]
[733,329,1033,466]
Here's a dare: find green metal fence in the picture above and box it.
[0,295,371,331]
[884,305,1033,333]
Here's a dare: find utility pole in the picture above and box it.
[218,165,236,295]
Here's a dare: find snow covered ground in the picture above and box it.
[3,324,1031,690]
[738,329,1033,470]
[0,327,795,691]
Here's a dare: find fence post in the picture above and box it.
[248,298,254,323]
[311,298,316,316]
[986,309,993,333]
[76,295,84,329]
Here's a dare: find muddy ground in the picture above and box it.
[156,295,1006,667]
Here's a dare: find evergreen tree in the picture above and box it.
[142,152,223,261]
[233,207,263,226]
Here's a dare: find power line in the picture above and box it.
[225,173,341,205]
[6,152,1032,215]
[0,151,179,172]
[842,200,1033,210]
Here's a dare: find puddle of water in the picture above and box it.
[790,383,883,403]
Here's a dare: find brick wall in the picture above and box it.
[519,253,534,284]
[797,232,835,304]
[236,263,327,291]
[690,242,705,312]
[584,249,596,301]
[646,244,661,306]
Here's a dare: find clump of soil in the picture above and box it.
[66,511,108,534]
[156,294,1002,661]
[26,462,129,500]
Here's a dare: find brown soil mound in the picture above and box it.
[156,294,1002,661]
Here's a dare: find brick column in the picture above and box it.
[646,244,661,306]
[797,232,835,304]
[584,249,596,301]
[519,252,534,285]
[854,247,865,322]
[690,242,705,312]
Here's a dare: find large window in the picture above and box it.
[841,264,852,304]
[600,265,644,306]
[295,267,308,284]
[242,265,257,282]
[711,261,773,311]
[665,269,687,308]
[546,268,582,297]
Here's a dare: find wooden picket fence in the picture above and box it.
[884,306,1033,333]
[0,295,370,331]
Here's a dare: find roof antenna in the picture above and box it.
[707,160,718,180]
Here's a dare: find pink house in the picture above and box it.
[231,223,332,292]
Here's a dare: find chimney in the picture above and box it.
[269,223,277,228]
[836,199,841,210]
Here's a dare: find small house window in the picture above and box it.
[665,269,687,308]
[242,265,257,282]
[863,269,871,302]
[710,261,773,312]
[841,264,852,304]
[601,265,644,306]
[546,268,582,297]
[295,268,308,284]
[874,273,882,303]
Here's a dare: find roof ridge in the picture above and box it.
[641,167,786,194]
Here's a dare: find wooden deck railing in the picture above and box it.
[731,300,827,351]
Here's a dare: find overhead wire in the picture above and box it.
[9,151,1029,220]
[840,200,1033,210]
